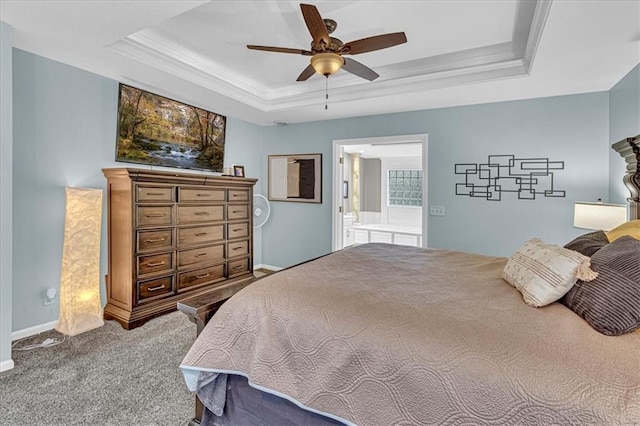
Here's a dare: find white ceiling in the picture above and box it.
[1,1,638,126]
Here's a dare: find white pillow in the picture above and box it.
[502,238,597,307]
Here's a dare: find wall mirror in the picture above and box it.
[268,154,322,203]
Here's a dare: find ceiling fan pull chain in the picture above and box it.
[325,76,329,110]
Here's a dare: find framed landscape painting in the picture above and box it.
[116,84,226,173]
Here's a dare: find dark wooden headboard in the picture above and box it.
[612,135,640,220]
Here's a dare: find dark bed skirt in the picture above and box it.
[202,374,346,426]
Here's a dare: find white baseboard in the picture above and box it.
[0,359,14,372]
[254,264,283,271]
[12,320,58,341]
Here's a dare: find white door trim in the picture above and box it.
[331,134,428,252]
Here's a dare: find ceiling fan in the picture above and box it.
[247,3,407,82]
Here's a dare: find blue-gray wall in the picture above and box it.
[1,22,14,370]
[11,49,264,332]
[260,93,611,267]
[609,64,640,204]
[12,49,118,331]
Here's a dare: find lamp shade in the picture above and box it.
[311,53,344,76]
[573,201,627,231]
[55,187,104,336]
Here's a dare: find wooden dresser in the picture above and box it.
[102,168,257,329]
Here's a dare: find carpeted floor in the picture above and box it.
[0,311,196,425]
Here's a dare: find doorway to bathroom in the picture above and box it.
[331,134,428,251]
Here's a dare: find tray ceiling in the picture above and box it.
[1,0,638,125]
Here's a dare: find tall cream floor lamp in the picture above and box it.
[55,187,104,336]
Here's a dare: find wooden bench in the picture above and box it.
[178,276,256,425]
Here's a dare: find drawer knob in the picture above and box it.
[194,212,210,216]
[195,232,208,236]
[146,213,165,218]
[232,228,243,232]
[232,210,243,214]
[145,192,164,196]
[233,265,244,270]
[195,253,208,258]
[146,237,166,243]
[147,284,165,292]
[146,261,165,267]
[195,273,210,279]
[232,247,242,251]
[196,193,211,197]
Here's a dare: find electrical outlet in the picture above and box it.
[43,288,56,306]
[430,205,446,216]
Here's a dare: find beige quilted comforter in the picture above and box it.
[181,243,640,425]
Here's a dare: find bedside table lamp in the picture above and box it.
[55,187,104,336]
[573,201,627,231]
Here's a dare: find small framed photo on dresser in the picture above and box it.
[233,165,245,178]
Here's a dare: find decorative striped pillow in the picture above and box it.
[564,230,609,257]
[502,238,597,307]
[562,236,640,336]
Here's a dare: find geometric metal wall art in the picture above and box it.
[455,155,565,201]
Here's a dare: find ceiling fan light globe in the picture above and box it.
[311,53,344,76]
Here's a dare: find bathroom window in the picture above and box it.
[388,170,423,207]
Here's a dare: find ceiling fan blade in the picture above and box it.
[300,3,330,46]
[342,32,407,55]
[296,64,316,82]
[247,45,313,56]
[342,58,379,81]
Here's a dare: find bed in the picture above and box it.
[180,136,640,425]
[181,241,640,425]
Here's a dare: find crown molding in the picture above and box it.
[107,0,552,112]
[108,32,268,110]
[523,0,554,73]
[261,59,529,112]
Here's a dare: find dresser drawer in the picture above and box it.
[228,189,249,202]
[228,257,250,277]
[137,276,173,303]
[228,204,249,220]
[177,205,224,224]
[137,252,174,276]
[178,244,225,268]
[136,206,174,228]
[178,264,225,290]
[228,222,249,239]
[137,229,174,252]
[137,186,174,202]
[178,225,224,247]
[179,187,225,202]
[228,240,249,258]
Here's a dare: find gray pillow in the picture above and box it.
[562,236,640,336]
[564,230,609,257]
